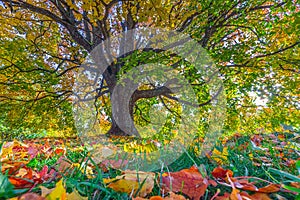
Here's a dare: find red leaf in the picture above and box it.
[9,167,34,188]
[35,165,56,183]
[161,165,210,200]
[28,146,39,159]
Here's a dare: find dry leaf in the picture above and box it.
[18,193,46,200]
[104,170,155,197]
[66,189,88,200]
[251,193,271,200]
[212,166,234,181]
[46,179,66,200]
[161,165,209,200]
[211,147,229,164]
[40,185,55,198]
[132,192,186,200]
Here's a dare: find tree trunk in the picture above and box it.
[106,89,140,137]
[107,118,131,136]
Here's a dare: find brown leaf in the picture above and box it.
[251,193,271,200]
[212,166,234,181]
[55,156,72,173]
[18,193,46,200]
[100,159,129,171]
[257,184,281,193]
[234,181,280,193]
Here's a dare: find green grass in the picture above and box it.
[1,130,299,199]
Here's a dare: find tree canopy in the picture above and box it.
[0,0,299,139]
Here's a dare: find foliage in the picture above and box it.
[0,0,298,137]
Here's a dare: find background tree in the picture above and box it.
[0,0,298,138]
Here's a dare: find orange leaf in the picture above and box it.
[230,189,253,200]
[214,192,230,200]
[235,181,280,193]
[54,147,65,155]
[132,192,186,200]
[212,167,234,180]
[164,192,187,200]
[257,184,281,193]
[9,167,34,188]
[251,193,271,200]
[149,196,164,200]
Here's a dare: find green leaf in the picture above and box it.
[269,168,300,182]
[296,160,300,175]
[283,185,300,194]
[0,173,15,198]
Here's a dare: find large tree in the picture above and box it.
[0,0,298,138]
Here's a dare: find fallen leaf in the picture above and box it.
[18,193,46,200]
[40,186,54,198]
[251,192,271,200]
[164,192,187,200]
[161,165,210,200]
[9,167,34,188]
[257,184,281,193]
[72,163,94,179]
[211,147,229,164]
[46,179,66,200]
[132,192,186,200]
[104,170,155,197]
[66,189,88,200]
[55,156,72,173]
[28,146,39,160]
[54,147,66,155]
[101,159,129,170]
[212,166,234,181]
[36,165,56,183]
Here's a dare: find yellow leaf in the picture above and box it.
[72,162,94,179]
[104,171,155,197]
[46,179,67,200]
[66,189,88,200]
[211,147,229,165]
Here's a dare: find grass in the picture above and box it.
[0,130,299,199]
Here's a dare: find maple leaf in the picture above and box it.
[161,165,213,200]
[104,170,155,197]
